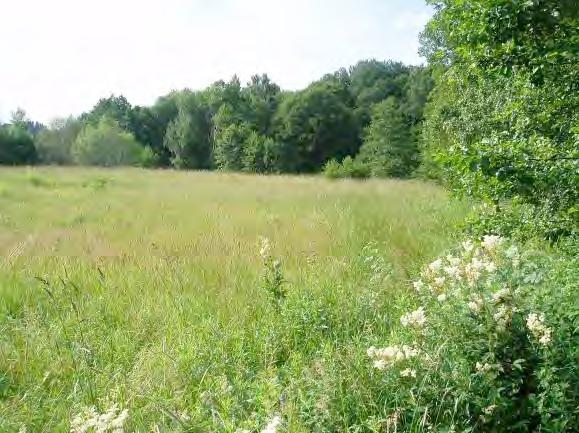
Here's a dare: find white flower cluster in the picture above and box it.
[475,362,503,374]
[259,236,271,260]
[493,305,513,330]
[400,307,426,329]
[70,404,128,433]
[414,235,505,300]
[526,313,552,346]
[481,235,503,252]
[261,415,282,433]
[468,294,485,314]
[367,345,420,370]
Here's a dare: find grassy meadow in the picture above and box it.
[0,167,470,432]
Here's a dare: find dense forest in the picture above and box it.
[0,60,432,177]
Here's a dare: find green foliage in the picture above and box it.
[0,124,37,165]
[7,59,433,176]
[71,119,145,167]
[241,132,279,173]
[358,98,419,178]
[349,60,409,127]
[243,74,281,135]
[367,236,579,432]
[0,169,470,431]
[35,117,82,165]
[163,93,212,169]
[213,106,251,171]
[259,237,286,306]
[273,80,360,172]
[421,0,579,239]
[323,156,369,179]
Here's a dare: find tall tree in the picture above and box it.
[35,117,82,164]
[163,92,212,169]
[357,97,417,178]
[0,124,37,165]
[273,80,359,172]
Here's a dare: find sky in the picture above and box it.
[0,0,432,124]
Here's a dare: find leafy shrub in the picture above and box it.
[323,156,370,179]
[35,117,81,165]
[366,236,578,432]
[71,119,145,167]
[0,125,37,165]
[421,1,579,240]
[259,237,286,306]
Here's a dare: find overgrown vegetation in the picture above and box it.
[0,168,469,432]
[421,0,578,240]
[1,0,577,431]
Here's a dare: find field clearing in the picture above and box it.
[0,167,470,432]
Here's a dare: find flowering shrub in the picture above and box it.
[70,404,129,433]
[367,236,579,432]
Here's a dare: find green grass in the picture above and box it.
[0,167,470,432]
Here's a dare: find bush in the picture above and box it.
[35,118,82,165]
[421,0,579,240]
[323,156,370,179]
[71,119,145,167]
[365,236,579,431]
[0,125,37,165]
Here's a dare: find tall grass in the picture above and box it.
[0,167,470,432]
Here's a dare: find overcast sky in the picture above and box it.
[0,0,432,124]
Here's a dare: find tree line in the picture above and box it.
[0,60,433,177]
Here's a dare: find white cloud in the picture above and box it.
[0,0,432,123]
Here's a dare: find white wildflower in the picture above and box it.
[481,235,504,252]
[446,255,461,266]
[400,307,426,329]
[428,258,443,273]
[18,426,27,433]
[464,264,481,286]
[468,295,484,314]
[491,287,510,303]
[400,368,417,378]
[401,345,420,359]
[483,404,497,415]
[494,305,512,330]
[462,239,475,253]
[505,245,518,259]
[259,237,271,260]
[475,362,492,373]
[484,261,497,273]
[444,265,461,280]
[70,404,129,433]
[373,359,387,370]
[367,344,420,369]
[526,313,553,346]
[539,332,552,346]
[433,276,446,288]
[261,415,282,433]
[413,280,425,293]
[471,257,486,272]
[437,293,447,302]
